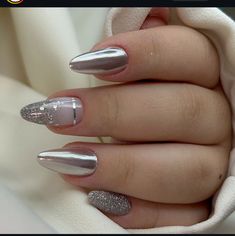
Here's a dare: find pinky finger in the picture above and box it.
[88,191,210,229]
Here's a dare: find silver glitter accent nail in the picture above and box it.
[20,97,83,126]
[88,191,131,216]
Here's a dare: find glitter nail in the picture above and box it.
[20,97,83,127]
[88,190,131,216]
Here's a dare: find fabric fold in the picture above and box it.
[0,7,234,234]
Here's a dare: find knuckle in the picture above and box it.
[201,37,219,87]
[178,85,231,144]
[99,89,120,134]
[212,91,232,142]
[179,85,203,124]
[113,150,135,191]
[194,149,229,200]
[148,31,164,68]
[196,157,213,185]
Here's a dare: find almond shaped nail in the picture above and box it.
[38,148,97,176]
[20,97,83,127]
[69,47,128,75]
[88,190,131,216]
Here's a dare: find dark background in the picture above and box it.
[221,8,235,19]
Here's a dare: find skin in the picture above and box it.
[46,8,232,229]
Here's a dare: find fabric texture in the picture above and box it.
[0,7,234,233]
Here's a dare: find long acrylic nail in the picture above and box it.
[37,148,97,176]
[88,191,131,216]
[69,47,128,75]
[20,97,83,127]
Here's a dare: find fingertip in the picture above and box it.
[69,46,129,77]
[148,7,170,25]
[140,17,166,29]
[69,8,170,82]
[107,199,210,229]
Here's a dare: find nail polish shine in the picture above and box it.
[20,97,83,127]
[70,47,128,75]
[38,148,97,176]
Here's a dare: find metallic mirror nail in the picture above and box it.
[69,47,128,75]
[37,148,97,176]
[88,191,131,216]
[20,97,83,126]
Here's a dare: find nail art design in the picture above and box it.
[37,148,97,176]
[69,47,128,75]
[88,191,131,216]
[20,97,83,126]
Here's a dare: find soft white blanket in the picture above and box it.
[0,7,234,234]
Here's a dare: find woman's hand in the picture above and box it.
[21,9,232,229]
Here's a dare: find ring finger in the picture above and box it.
[37,142,228,204]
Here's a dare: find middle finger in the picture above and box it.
[21,82,231,145]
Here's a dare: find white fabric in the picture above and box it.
[0,7,235,233]
[0,186,55,233]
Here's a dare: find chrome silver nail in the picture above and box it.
[37,148,97,176]
[69,47,128,75]
[20,97,83,126]
[88,191,131,216]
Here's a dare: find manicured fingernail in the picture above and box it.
[88,191,131,216]
[69,47,128,75]
[20,97,83,127]
[37,148,97,176]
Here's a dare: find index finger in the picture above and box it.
[70,25,219,88]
